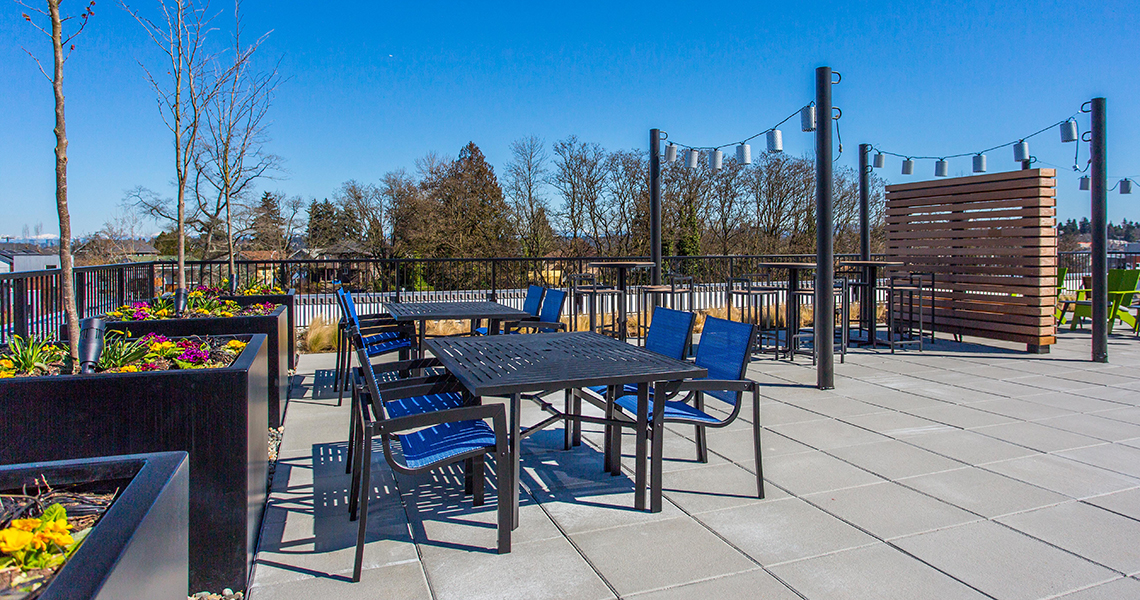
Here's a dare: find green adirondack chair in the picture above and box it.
[1065,269,1140,333]
[1053,266,1069,323]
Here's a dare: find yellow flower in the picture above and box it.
[10,519,40,532]
[117,365,140,373]
[37,530,74,547]
[0,371,13,378]
[217,311,233,318]
[0,528,34,553]
[226,340,247,353]
[0,358,13,369]
[188,290,204,298]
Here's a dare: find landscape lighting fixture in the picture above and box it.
[736,143,751,165]
[1013,140,1030,163]
[1060,119,1079,143]
[78,317,106,375]
[973,154,987,173]
[801,105,816,132]
[767,130,783,152]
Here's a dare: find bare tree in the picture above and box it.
[552,136,606,255]
[504,136,553,258]
[707,158,748,255]
[197,0,280,287]
[18,0,95,369]
[124,0,237,293]
[603,149,649,256]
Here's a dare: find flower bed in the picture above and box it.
[0,333,248,378]
[0,337,267,592]
[219,288,296,371]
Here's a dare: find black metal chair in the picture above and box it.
[334,288,415,406]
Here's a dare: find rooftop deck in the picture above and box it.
[249,330,1140,600]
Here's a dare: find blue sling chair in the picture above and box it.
[334,289,415,406]
[473,284,545,335]
[348,339,511,582]
[581,315,764,497]
[509,288,568,333]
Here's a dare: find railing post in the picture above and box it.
[490,261,498,302]
[74,270,88,318]
[147,263,156,299]
[13,278,29,339]
[116,268,127,308]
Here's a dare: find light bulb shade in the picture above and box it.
[935,160,949,177]
[1079,176,1090,191]
[766,129,783,152]
[1013,141,1030,163]
[801,105,816,132]
[78,317,106,375]
[1122,179,1133,195]
[973,154,987,173]
[873,152,885,169]
[1060,119,1079,143]
[736,143,751,165]
[710,149,723,171]
[665,143,678,163]
[902,159,915,175]
[687,149,700,169]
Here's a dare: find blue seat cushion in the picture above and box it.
[365,337,412,357]
[397,420,497,470]
[613,394,721,425]
[584,384,647,397]
[363,331,403,345]
[384,392,464,419]
[472,326,490,336]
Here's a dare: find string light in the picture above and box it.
[1121,179,1133,195]
[973,154,987,173]
[902,158,914,175]
[710,149,723,171]
[766,130,783,153]
[665,143,678,163]
[665,103,822,169]
[801,105,816,132]
[736,144,751,165]
[687,148,700,168]
[873,152,885,169]
[935,159,949,177]
[1079,176,1090,191]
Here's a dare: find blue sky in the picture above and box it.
[2,0,1138,239]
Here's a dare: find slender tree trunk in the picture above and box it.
[225,189,235,288]
[48,0,79,370]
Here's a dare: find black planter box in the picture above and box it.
[0,452,189,600]
[100,304,289,428]
[219,289,296,371]
[0,335,269,592]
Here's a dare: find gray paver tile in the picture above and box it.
[769,418,890,450]
[421,535,614,600]
[1057,443,1140,479]
[624,568,801,600]
[763,450,884,496]
[769,543,989,600]
[903,428,1037,465]
[249,560,430,600]
[825,440,964,480]
[1036,413,1140,442]
[696,498,877,566]
[662,461,787,514]
[1084,487,1140,521]
[983,454,1140,499]
[999,501,1140,575]
[899,466,1068,518]
[535,487,686,535]
[1054,577,1140,599]
[971,422,1104,453]
[1091,407,1140,425]
[967,397,1078,421]
[905,403,1019,429]
[571,517,755,596]
[1021,391,1131,412]
[894,520,1117,600]
[779,394,890,419]
[805,481,980,539]
[840,411,949,438]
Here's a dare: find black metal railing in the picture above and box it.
[3,251,1134,342]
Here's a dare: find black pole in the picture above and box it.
[650,129,663,285]
[858,143,871,261]
[815,66,835,389]
[1090,97,1108,363]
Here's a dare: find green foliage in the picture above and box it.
[97,330,150,370]
[3,335,64,374]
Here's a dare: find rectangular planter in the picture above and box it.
[219,289,296,371]
[100,304,289,428]
[0,335,269,592]
[0,452,190,600]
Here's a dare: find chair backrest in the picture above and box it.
[694,316,756,405]
[537,288,566,325]
[341,289,362,327]
[645,307,695,360]
[1056,267,1069,294]
[523,285,545,317]
[1114,269,1140,306]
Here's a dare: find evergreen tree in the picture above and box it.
[251,191,286,251]
[306,199,340,249]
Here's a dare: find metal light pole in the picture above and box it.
[858,143,871,261]
[1090,98,1108,363]
[815,66,835,389]
[649,129,663,285]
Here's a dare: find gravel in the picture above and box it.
[267,426,284,489]
[189,589,242,600]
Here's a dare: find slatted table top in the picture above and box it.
[383,301,531,321]
[426,331,707,397]
[587,261,657,269]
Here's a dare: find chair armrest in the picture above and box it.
[377,378,464,402]
[372,373,452,392]
[381,404,506,437]
[368,357,442,375]
[675,379,757,393]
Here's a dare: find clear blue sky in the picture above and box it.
[2,0,1137,239]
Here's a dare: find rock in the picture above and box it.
[222,589,234,596]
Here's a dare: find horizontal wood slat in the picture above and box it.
[885,169,1057,348]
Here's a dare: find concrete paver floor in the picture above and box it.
[249,329,1140,600]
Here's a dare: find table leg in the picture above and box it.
[489,318,502,335]
[868,265,879,348]
[634,382,648,511]
[618,268,628,342]
[510,392,521,529]
[417,318,427,358]
[650,382,665,513]
[786,268,800,357]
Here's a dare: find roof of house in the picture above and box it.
[238,249,286,261]
[0,242,55,257]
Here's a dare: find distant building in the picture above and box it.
[0,243,59,273]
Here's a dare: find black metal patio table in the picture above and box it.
[747,262,817,358]
[383,301,531,356]
[425,331,706,526]
[588,261,656,342]
[839,260,904,348]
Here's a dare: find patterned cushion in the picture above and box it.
[384,392,464,419]
[613,394,721,425]
[397,420,497,469]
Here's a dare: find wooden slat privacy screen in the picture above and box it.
[885,168,1057,349]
